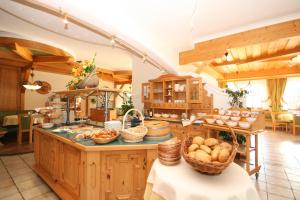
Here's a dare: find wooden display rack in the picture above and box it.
[202,112,265,178]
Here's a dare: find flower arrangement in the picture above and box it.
[225,86,249,108]
[66,54,96,90]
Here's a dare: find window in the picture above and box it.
[227,80,268,109]
[283,77,300,110]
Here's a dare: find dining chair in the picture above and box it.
[293,114,300,135]
[270,112,291,133]
[17,113,33,144]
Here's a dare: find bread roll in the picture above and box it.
[195,150,211,163]
[220,142,233,153]
[218,149,230,163]
[200,145,212,154]
[204,138,219,147]
[188,151,196,159]
[211,146,221,161]
[188,144,199,153]
[192,136,204,146]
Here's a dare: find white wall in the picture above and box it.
[131,56,162,111]
[24,71,72,110]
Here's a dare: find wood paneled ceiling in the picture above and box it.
[0,37,132,84]
[179,19,300,82]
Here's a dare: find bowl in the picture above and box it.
[239,121,251,129]
[197,113,206,118]
[162,114,170,118]
[226,121,238,127]
[42,123,54,129]
[231,110,240,116]
[216,119,225,125]
[241,111,250,117]
[170,114,178,119]
[230,116,241,121]
[154,113,161,118]
[246,117,256,123]
[206,118,216,124]
[220,115,230,120]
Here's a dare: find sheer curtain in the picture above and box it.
[283,77,300,110]
[227,80,268,109]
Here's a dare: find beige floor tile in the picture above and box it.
[31,192,60,200]
[290,181,300,191]
[21,184,50,200]
[287,174,300,183]
[0,192,23,200]
[258,191,267,200]
[0,171,10,179]
[293,190,300,200]
[285,168,300,176]
[8,167,32,177]
[266,175,291,188]
[252,180,267,192]
[264,170,288,179]
[0,185,19,199]
[12,171,40,184]
[268,194,294,200]
[0,177,14,189]
[267,184,294,199]
[15,177,44,192]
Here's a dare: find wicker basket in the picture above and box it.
[182,121,238,175]
[120,108,148,143]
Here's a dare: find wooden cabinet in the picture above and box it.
[187,78,203,103]
[141,83,151,103]
[142,74,213,113]
[36,133,58,181]
[101,151,146,200]
[33,128,158,200]
[58,144,81,198]
[169,122,206,140]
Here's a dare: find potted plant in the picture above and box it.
[225,87,249,108]
[66,54,98,90]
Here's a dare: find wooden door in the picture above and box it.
[38,133,58,181]
[101,151,146,200]
[58,143,81,198]
[187,78,203,103]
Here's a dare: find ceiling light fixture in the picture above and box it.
[63,13,69,30]
[291,54,300,62]
[22,68,42,90]
[110,36,116,47]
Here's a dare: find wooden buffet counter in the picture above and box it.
[33,127,160,200]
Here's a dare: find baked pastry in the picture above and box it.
[211,146,221,161]
[188,151,196,159]
[218,149,230,163]
[192,136,204,146]
[204,138,219,147]
[200,145,212,154]
[195,150,211,163]
[188,144,199,153]
[220,142,233,153]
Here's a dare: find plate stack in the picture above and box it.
[144,121,171,141]
[158,138,181,166]
[104,120,122,130]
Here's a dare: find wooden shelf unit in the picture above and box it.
[142,74,213,115]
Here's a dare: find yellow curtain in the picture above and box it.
[267,78,287,112]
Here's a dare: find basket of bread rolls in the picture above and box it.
[182,120,238,175]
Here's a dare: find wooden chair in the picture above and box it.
[270,112,292,133]
[293,114,300,135]
[17,114,33,144]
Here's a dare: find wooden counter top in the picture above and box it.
[33,126,168,151]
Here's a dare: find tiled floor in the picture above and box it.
[0,153,59,200]
[0,130,299,200]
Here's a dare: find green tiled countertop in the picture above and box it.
[33,126,172,151]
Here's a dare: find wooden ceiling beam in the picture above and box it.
[12,42,33,61]
[221,65,300,82]
[33,55,71,63]
[0,37,70,56]
[0,49,27,62]
[211,46,300,67]
[179,19,300,65]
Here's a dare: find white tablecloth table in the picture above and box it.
[145,159,260,200]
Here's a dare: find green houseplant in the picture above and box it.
[225,87,249,108]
